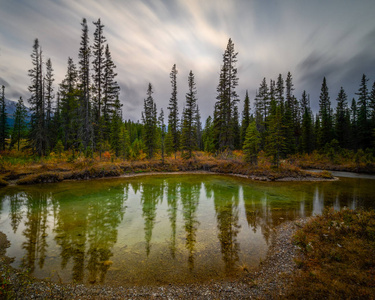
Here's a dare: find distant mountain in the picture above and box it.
[4,98,31,128]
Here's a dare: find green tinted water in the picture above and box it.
[0,174,374,286]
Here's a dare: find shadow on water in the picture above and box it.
[0,174,374,286]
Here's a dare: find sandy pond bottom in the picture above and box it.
[0,173,374,287]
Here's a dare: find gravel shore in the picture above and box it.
[0,218,308,299]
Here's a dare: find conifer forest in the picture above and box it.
[0,18,375,169]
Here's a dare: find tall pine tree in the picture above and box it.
[241,90,251,145]
[92,18,106,154]
[181,70,198,158]
[44,58,54,151]
[318,77,333,147]
[167,64,179,158]
[335,87,350,148]
[213,38,239,152]
[28,38,46,156]
[142,83,158,158]
[0,85,8,150]
[78,18,92,150]
[10,97,28,151]
[356,74,370,149]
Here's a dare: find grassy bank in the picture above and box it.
[285,208,375,299]
[0,151,332,186]
[292,150,375,173]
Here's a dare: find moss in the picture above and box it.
[285,208,375,298]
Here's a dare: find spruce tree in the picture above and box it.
[167,64,179,157]
[110,96,123,156]
[28,38,46,156]
[195,105,203,151]
[159,108,166,163]
[300,91,313,153]
[370,82,375,145]
[254,77,269,149]
[44,58,54,151]
[335,87,350,148]
[103,44,120,138]
[356,74,370,149]
[241,90,251,145]
[92,18,106,154]
[10,97,28,151]
[243,121,260,165]
[283,72,296,154]
[350,98,358,150]
[266,106,285,167]
[0,85,8,150]
[213,38,239,152]
[202,116,215,153]
[142,83,158,158]
[318,77,333,147]
[59,57,80,150]
[78,18,92,149]
[181,70,198,158]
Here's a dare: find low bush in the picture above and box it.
[286,208,375,298]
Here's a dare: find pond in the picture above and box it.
[0,173,374,286]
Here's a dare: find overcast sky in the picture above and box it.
[1,0,375,122]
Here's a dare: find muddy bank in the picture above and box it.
[1,158,336,186]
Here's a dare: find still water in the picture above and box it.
[0,174,374,286]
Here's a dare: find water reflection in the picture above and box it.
[0,175,374,285]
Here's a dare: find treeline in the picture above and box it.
[1,19,375,165]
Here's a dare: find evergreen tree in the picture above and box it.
[195,105,203,151]
[78,18,92,149]
[181,70,198,158]
[300,91,313,153]
[0,85,8,150]
[202,116,215,153]
[254,77,269,149]
[275,74,285,106]
[110,96,123,156]
[10,97,28,151]
[241,90,251,145]
[103,44,120,138]
[167,64,179,157]
[243,121,260,165]
[213,38,239,152]
[266,106,285,167]
[92,18,106,154]
[318,77,333,147]
[59,57,80,150]
[335,87,350,148]
[283,72,296,155]
[350,98,358,150]
[142,83,158,158]
[28,38,46,156]
[232,105,241,149]
[370,82,375,145]
[159,108,166,163]
[356,74,370,149]
[44,58,54,151]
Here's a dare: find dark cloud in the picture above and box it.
[0,77,10,88]
[1,0,375,120]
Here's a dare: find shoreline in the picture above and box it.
[0,218,307,299]
[1,168,338,187]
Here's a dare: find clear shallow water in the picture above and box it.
[0,174,374,286]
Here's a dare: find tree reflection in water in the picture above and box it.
[0,175,374,285]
